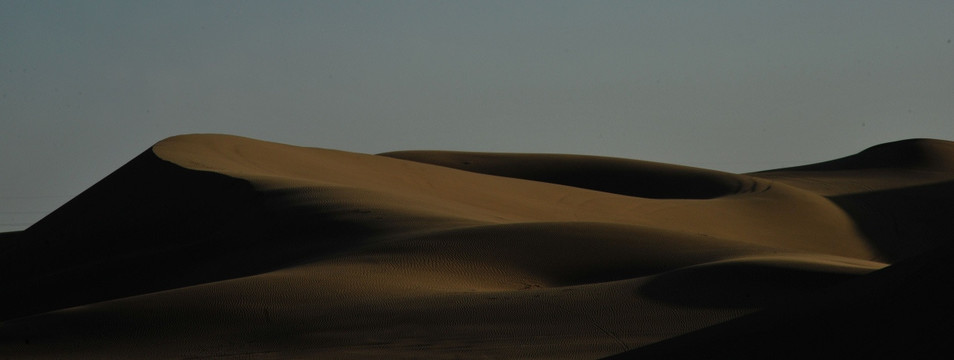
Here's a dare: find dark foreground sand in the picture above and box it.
[1,134,953,358]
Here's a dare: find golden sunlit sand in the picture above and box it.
[2,134,953,358]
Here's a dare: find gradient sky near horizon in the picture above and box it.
[2,1,953,231]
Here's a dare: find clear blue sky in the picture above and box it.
[2,1,953,231]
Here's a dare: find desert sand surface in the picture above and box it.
[1,134,953,358]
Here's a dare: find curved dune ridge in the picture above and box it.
[379,150,766,199]
[1,134,953,358]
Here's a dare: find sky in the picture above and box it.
[2,0,953,232]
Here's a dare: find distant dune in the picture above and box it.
[2,134,953,358]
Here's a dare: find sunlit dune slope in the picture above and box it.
[2,134,953,358]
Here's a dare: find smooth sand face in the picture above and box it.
[2,134,952,358]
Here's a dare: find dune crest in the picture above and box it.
[379,150,766,199]
[763,138,954,172]
[3,134,953,358]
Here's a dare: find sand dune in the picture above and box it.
[2,134,953,358]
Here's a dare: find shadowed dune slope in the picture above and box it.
[603,239,954,360]
[2,134,953,358]
[0,149,372,321]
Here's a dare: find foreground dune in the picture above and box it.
[1,134,953,358]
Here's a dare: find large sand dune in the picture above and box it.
[2,134,953,358]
